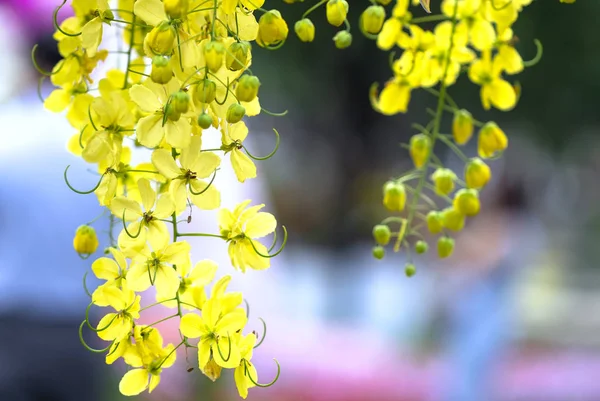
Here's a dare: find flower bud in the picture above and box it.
[465,157,491,190]
[382,181,406,211]
[146,21,176,55]
[405,263,416,277]
[453,188,480,217]
[226,103,246,124]
[165,103,181,122]
[431,168,456,196]
[478,122,508,158]
[150,56,173,84]
[333,30,352,49]
[172,90,190,114]
[257,10,289,48]
[164,0,188,19]
[360,5,386,35]
[452,109,474,145]
[73,225,99,255]
[426,211,443,234]
[295,18,316,42]
[415,240,428,254]
[441,207,465,232]
[372,224,392,246]
[409,134,431,168]
[226,41,250,71]
[197,112,213,129]
[326,0,349,27]
[372,245,385,260]
[236,75,261,103]
[437,236,455,259]
[193,79,217,104]
[204,41,225,73]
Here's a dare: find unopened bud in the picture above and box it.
[295,18,315,42]
[165,102,181,122]
[415,240,428,254]
[236,75,261,103]
[383,181,406,211]
[204,41,225,73]
[437,236,455,259]
[333,30,352,49]
[73,225,99,255]
[465,157,491,190]
[172,90,190,114]
[226,103,246,124]
[372,224,392,246]
[164,0,188,19]
[478,121,508,159]
[326,0,349,27]
[150,56,173,84]
[453,188,480,216]
[146,21,176,55]
[405,263,416,277]
[372,245,385,260]
[431,168,456,196]
[226,41,250,71]
[193,79,217,104]
[441,207,465,232]
[452,109,474,145]
[426,211,443,234]
[360,5,386,35]
[197,112,213,129]
[410,134,431,168]
[257,10,289,48]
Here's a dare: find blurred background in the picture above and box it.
[1,0,599,400]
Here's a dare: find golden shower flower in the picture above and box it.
[453,189,480,216]
[465,158,492,189]
[469,51,517,111]
[295,18,316,42]
[478,122,508,158]
[73,225,99,255]
[326,0,349,27]
[257,10,289,48]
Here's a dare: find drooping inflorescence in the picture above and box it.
[35,0,575,397]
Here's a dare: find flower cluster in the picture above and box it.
[37,0,287,398]
[36,0,576,397]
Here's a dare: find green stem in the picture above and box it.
[122,14,137,89]
[411,14,448,24]
[303,0,327,19]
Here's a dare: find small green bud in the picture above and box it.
[164,103,181,122]
[383,181,406,211]
[372,245,385,260]
[415,240,428,254]
[372,224,391,246]
[236,75,261,103]
[197,113,213,129]
[333,30,352,49]
[431,168,456,196]
[405,263,416,277]
[426,211,444,234]
[441,207,465,232]
[437,236,455,259]
[226,103,246,124]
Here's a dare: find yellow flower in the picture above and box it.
[234,333,258,399]
[91,247,129,306]
[478,122,508,158]
[179,296,247,370]
[118,342,177,396]
[218,200,277,272]
[465,157,491,189]
[129,80,194,149]
[159,259,218,310]
[373,78,412,115]
[73,225,99,255]
[468,51,517,111]
[80,0,113,57]
[442,0,496,51]
[96,284,141,341]
[127,240,191,298]
[257,10,289,48]
[110,178,175,253]
[221,122,257,183]
[151,136,221,214]
[326,0,349,27]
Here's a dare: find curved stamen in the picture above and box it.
[245,359,281,387]
[242,128,280,161]
[248,226,287,259]
[64,165,106,194]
